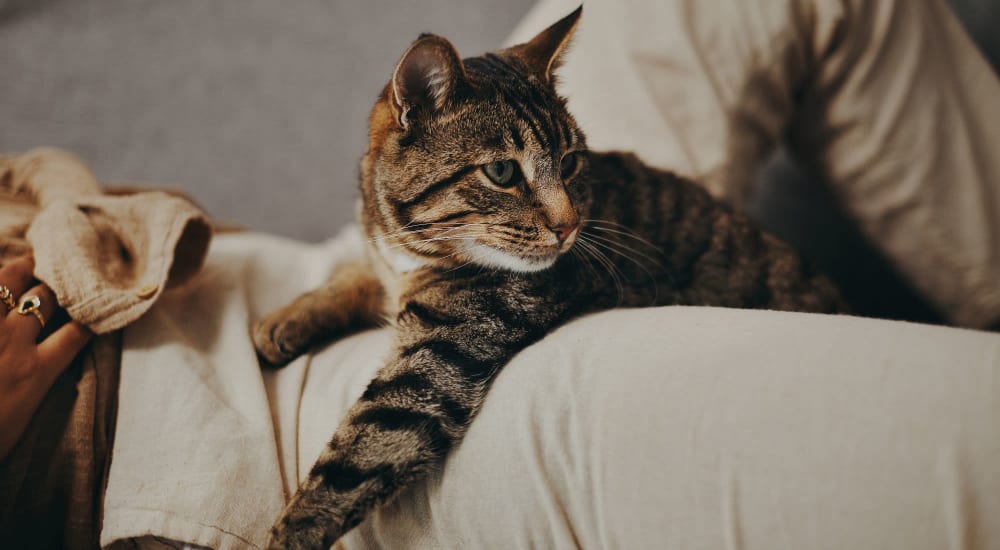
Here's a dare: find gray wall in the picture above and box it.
[1,0,995,263]
[0,0,534,241]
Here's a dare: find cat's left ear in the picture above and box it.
[509,5,582,84]
[391,34,467,129]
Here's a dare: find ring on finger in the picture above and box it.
[16,294,46,328]
[0,285,15,312]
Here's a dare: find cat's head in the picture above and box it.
[361,7,588,273]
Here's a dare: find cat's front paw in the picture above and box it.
[267,501,341,550]
[252,313,305,368]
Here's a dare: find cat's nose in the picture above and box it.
[548,223,578,243]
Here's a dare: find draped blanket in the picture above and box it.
[0,148,212,549]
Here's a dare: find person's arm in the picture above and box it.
[0,256,92,460]
[323,307,1000,549]
[507,0,1000,328]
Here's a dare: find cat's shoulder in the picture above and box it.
[586,150,693,187]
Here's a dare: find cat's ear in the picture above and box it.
[510,5,582,84]
[391,34,467,129]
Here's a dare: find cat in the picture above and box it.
[252,7,846,548]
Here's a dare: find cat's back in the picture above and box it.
[581,150,848,314]
[584,150,716,202]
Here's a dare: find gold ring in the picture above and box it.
[16,294,45,328]
[0,285,15,312]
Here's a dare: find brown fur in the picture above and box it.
[254,260,384,366]
[254,7,846,548]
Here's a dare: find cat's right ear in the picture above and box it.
[391,34,467,129]
[509,5,582,85]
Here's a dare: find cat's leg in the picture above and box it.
[265,269,574,549]
[253,260,384,367]
[266,349,485,549]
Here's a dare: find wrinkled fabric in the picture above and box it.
[103,230,1000,550]
[0,147,213,548]
[101,0,1000,547]
[102,229,366,550]
[507,0,1000,328]
[0,147,213,333]
[338,308,1000,550]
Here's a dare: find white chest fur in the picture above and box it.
[371,238,426,321]
[375,239,426,274]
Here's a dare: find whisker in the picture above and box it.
[576,237,624,306]
[582,220,666,258]
[384,234,479,250]
[569,246,602,283]
[374,222,486,239]
[582,232,660,304]
[583,220,678,292]
[369,227,452,243]
[370,222,489,243]
[583,232,664,272]
[444,259,476,273]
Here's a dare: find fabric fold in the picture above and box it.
[0,146,214,547]
[0,147,213,333]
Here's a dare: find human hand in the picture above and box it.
[0,256,92,460]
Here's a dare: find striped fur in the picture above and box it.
[253,7,845,548]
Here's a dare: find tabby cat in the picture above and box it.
[253,7,846,548]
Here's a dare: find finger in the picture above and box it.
[37,320,93,384]
[8,283,58,342]
[0,256,36,313]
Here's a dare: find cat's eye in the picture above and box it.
[560,152,581,180]
[482,160,520,187]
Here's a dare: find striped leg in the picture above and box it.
[267,354,485,549]
[267,269,570,548]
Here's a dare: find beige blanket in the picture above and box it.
[0,148,212,549]
[101,228,1000,550]
[103,229,365,549]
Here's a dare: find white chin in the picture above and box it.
[462,243,558,273]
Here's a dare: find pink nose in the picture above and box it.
[549,224,577,243]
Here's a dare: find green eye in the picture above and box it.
[482,160,519,187]
[560,152,581,180]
